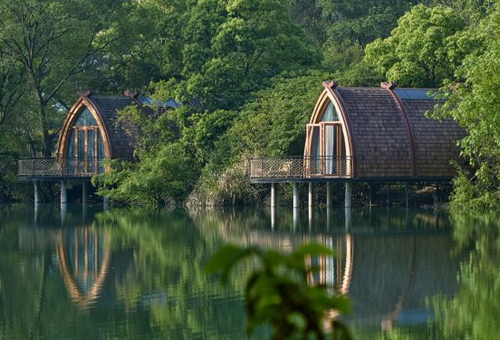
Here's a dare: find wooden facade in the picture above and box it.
[251,81,466,183]
[57,92,139,168]
[304,81,465,180]
[304,82,465,180]
[19,92,142,180]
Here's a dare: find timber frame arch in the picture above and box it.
[56,94,114,160]
[304,81,356,178]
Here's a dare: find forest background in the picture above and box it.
[0,0,499,209]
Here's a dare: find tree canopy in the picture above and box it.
[0,0,498,209]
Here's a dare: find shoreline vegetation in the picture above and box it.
[1,1,499,211]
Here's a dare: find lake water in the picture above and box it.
[0,204,498,340]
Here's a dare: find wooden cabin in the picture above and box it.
[250,81,466,207]
[18,91,178,203]
[56,92,139,175]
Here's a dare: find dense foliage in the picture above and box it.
[0,0,499,208]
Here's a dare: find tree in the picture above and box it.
[157,0,322,111]
[425,1,500,209]
[186,71,333,206]
[93,143,196,206]
[364,4,466,87]
[433,212,500,340]
[0,0,130,156]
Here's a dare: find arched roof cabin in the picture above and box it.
[57,92,138,169]
[19,91,182,184]
[251,82,465,182]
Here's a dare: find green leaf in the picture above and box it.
[205,244,251,282]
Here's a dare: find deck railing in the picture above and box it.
[250,156,352,180]
[18,158,105,178]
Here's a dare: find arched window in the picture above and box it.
[67,108,105,174]
[306,102,346,176]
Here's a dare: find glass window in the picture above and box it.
[74,108,97,126]
[321,102,339,122]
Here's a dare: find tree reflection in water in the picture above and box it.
[1,205,496,340]
[433,212,500,340]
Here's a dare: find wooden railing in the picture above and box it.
[250,156,352,180]
[18,158,105,178]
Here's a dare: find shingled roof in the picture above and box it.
[87,95,138,160]
[56,92,140,161]
[305,82,466,180]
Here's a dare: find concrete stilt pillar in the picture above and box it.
[308,183,313,208]
[34,202,40,224]
[60,181,67,204]
[326,182,333,208]
[82,181,88,204]
[293,183,300,208]
[103,185,110,210]
[345,181,352,208]
[271,206,276,229]
[82,202,88,222]
[293,207,300,230]
[270,183,277,208]
[345,207,352,232]
[61,202,67,225]
[103,196,110,211]
[308,204,313,229]
[34,181,41,204]
[326,205,332,230]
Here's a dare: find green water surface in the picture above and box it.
[0,205,497,340]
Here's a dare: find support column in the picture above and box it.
[308,183,313,208]
[326,182,333,208]
[345,181,352,208]
[103,185,110,210]
[326,205,332,230]
[345,207,352,232]
[61,202,67,225]
[34,202,40,224]
[293,183,300,208]
[271,205,276,229]
[270,183,277,208]
[60,181,67,205]
[103,196,110,211]
[82,202,88,222]
[293,208,300,230]
[34,181,41,204]
[82,181,88,205]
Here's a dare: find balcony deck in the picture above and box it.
[250,156,352,183]
[18,158,104,181]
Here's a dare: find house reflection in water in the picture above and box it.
[56,226,111,309]
[215,208,460,330]
[18,205,131,310]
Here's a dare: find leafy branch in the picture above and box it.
[207,243,353,340]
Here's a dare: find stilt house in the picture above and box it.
[250,81,466,207]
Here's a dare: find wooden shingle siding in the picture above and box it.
[402,99,465,178]
[89,96,137,161]
[336,88,412,178]
[303,84,466,181]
